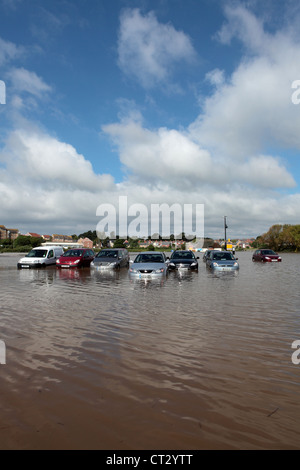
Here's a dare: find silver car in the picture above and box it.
[90,248,130,270]
[206,250,239,271]
[129,251,169,278]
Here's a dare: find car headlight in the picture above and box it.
[265,256,271,260]
[74,259,80,264]
[90,261,94,266]
[191,262,197,266]
[109,262,117,266]
[130,268,137,273]
[169,262,175,266]
[155,268,164,273]
[233,262,239,266]
[212,262,218,267]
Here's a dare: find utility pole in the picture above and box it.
[224,216,228,250]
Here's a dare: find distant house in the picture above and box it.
[77,237,93,248]
[52,234,73,243]
[42,235,51,242]
[8,228,19,240]
[0,225,19,240]
[139,240,151,248]
[26,232,41,238]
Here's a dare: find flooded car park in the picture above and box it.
[0,251,299,450]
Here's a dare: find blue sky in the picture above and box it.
[0,0,300,238]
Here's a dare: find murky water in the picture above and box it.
[0,251,299,449]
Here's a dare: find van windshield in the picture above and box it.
[26,249,48,258]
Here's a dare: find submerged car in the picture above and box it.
[129,251,169,278]
[203,250,216,262]
[90,248,130,270]
[252,249,282,262]
[17,246,64,269]
[168,250,199,270]
[56,248,95,268]
[206,250,239,271]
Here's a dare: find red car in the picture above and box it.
[56,248,95,268]
[252,249,282,262]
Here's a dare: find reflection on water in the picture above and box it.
[0,252,300,449]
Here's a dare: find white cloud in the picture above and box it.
[0,122,298,237]
[117,8,197,89]
[0,37,25,66]
[1,128,114,192]
[0,126,117,233]
[190,5,300,160]
[103,117,295,189]
[8,67,52,98]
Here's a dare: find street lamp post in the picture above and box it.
[224,216,228,251]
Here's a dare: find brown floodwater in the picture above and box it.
[0,251,299,450]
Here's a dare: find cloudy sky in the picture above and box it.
[0,0,300,239]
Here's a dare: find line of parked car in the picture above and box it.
[16,245,282,277]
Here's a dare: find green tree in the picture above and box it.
[113,238,126,248]
[0,238,13,247]
[13,235,43,248]
[256,224,300,252]
[78,230,98,241]
[128,238,139,249]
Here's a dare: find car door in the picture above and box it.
[117,250,122,267]
[119,250,127,267]
[123,250,130,267]
[46,249,55,265]
[83,250,92,266]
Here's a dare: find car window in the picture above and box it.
[134,253,164,263]
[26,249,48,258]
[47,250,54,258]
[213,252,234,260]
[96,250,118,258]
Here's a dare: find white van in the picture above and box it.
[17,246,64,269]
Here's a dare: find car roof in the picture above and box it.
[34,246,62,250]
[101,248,125,251]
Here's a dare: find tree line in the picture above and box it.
[253,224,300,252]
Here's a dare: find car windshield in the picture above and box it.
[134,253,164,263]
[26,249,48,258]
[171,252,194,259]
[212,252,234,261]
[62,250,83,257]
[96,250,118,258]
[261,250,276,255]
